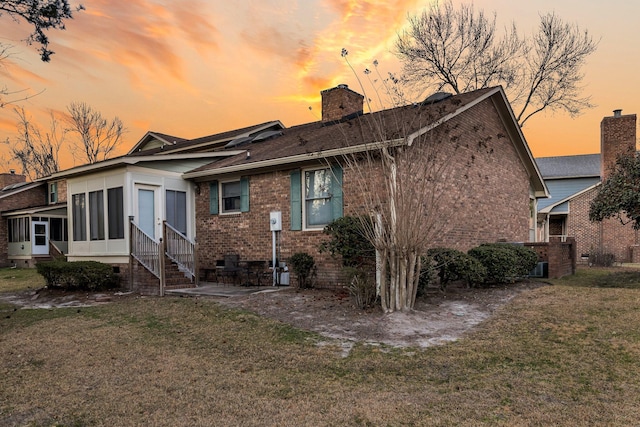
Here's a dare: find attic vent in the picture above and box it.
[224,136,253,149]
[252,130,283,143]
[423,92,453,104]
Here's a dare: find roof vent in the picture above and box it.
[224,136,254,149]
[613,109,622,118]
[252,130,283,143]
[423,92,453,104]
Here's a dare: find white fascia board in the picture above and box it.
[182,139,406,179]
[38,152,244,181]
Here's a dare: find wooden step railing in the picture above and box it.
[163,221,198,286]
[129,218,166,295]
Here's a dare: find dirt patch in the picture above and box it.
[0,288,134,310]
[215,281,545,348]
[1,282,545,348]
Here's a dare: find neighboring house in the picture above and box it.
[184,85,548,287]
[536,110,640,263]
[1,85,549,292]
[0,172,67,267]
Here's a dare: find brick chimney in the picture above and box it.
[0,170,27,189]
[321,84,364,123]
[600,110,637,180]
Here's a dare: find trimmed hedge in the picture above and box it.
[36,260,119,291]
[426,247,487,290]
[468,243,538,285]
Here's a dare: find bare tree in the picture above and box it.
[66,102,124,164]
[395,0,597,126]
[338,51,481,313]
[7,106,65,180]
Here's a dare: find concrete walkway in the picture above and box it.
[166,283,286,298]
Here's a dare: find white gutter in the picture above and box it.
[39,151,245,181]
[182,139,406,179]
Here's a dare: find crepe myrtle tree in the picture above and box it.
[337,49,485,313]
[395,0,597,127]
[589,154,640,229]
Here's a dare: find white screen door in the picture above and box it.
[32,221,49,255]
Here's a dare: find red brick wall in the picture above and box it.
[321,85,364,122]
[567,186,639,263]
[525,238,575,279]
[0,185,47,265]
[601,113,636,180]
[0,173,26,188]
[195,99,533,287]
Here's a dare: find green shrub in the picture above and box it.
[288,253,316,289]
[589,251,616,267]
[36,260,119,291]
[320,216,375,267]
[344,267,377,309]
[468,243,538,285]
[426,247,487,290]
[418,256,437,297]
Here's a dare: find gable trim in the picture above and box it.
[539,182,601,214]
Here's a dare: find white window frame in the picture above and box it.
[302,167,333,231]
[219,179,242,215]
[49,182,58,204]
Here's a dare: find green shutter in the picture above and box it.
[331,164,343,220]
[240,177,250,212]
[290,170,302,230]
[209,181,219,215]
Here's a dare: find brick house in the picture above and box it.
[536,110,640,263]
[184,85,548,287]
[4,85,547,292]
[0,171,68,267]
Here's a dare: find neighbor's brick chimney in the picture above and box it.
[321,84,364,123]
[0,170,26,189]
[601,109,637,180]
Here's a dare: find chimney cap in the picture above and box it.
[613,109,622,117]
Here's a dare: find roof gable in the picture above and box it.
[182,87,548,198]
[536,154,601,179]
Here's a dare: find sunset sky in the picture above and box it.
[1,0,639,173]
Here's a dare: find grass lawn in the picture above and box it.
[2,268,640,426]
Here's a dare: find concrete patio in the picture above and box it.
[165,283,286,298]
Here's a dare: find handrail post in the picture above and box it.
[194,236,200,287]
[159,236,166,296]
[128,216,134,291]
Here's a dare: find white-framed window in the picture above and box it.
[49,182,58,204]
[221,180,241,214]
[303,168,334,229]
[72,193,86,241]
[289,165,343,231]
[209,177,249,215]
[8,217,30,242]
[166,189,187,235]
[89,190,105,241]
[108,187,124,239]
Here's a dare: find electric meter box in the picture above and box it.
[269,211,282,231]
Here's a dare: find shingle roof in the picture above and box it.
[535,154,601,179]
[187,87,496,174]
[128,121,282,157]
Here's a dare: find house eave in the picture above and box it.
[38,152,245,181]
[538,182,601,214]
[182,139,406,180]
